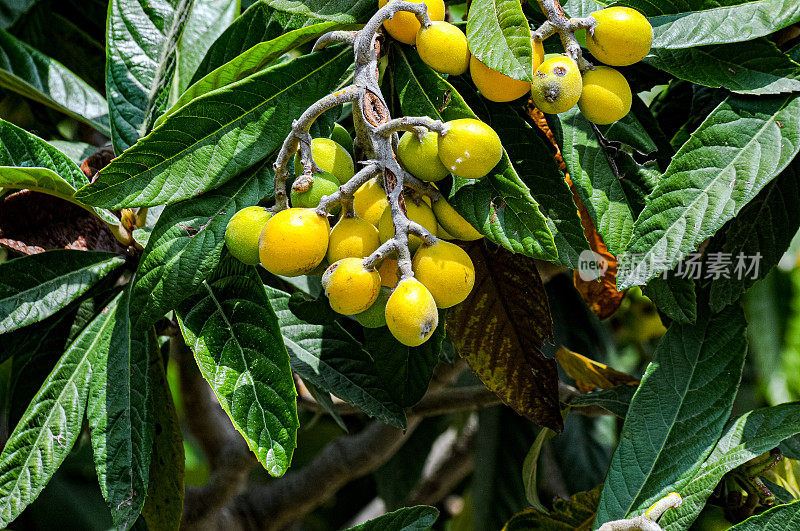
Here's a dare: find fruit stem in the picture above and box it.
[373,116,447,138]
[316,163,381,215]
[597,492,682,531]
[533,0,597,71]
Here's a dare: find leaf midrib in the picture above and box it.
[88,48,348,200]
[0,304,116,520]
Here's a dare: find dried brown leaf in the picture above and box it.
[555,347,639,394]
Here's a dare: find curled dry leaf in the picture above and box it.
[527,103,626,319]
[446,241,562,431]
[555,346,639,394]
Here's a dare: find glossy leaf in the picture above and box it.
[105,0,193,153]
[141,353,184,531]
[0,293,121,528]
[642,276,697,324]
[595,305,748,525]
[707,158,800,311]
[466,0,533,82]
[452,78,589,269]
[0,250,125,334]
[365,317,445,407]
[175,0,239,94]
[266,285,407,429]
[192,0,372,81]
[729,502,800,530]
[346,505,439,531]
[79,47,351,208]
[0,29,110,135]
[87,286,156,529]
[177,256,299,476]
[646,39,800,95]
[158,21,340,127]
[619,94,800,289]
[559,108,636,256]
[645,0,800,49]
[660,403,800,530]
[447,242,561,431]
[129,162,273,331]
[394,47,557,260]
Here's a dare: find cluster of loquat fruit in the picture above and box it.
[224,114,505,347]
[383,0,652,124]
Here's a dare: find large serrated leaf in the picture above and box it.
[646,39,800,95]
[466,0,533,82]
[174,0,238,95]
[729,501,800,529]
[452,77,589,268]
[346,505,439,531]
[446,242,561,431]
[0,292,121,528]
[79,46,351,208]
[158,21,341,127]
[105,0,194,153]
[594,305,748,526]
[633,0,800,49]
[364,316,445,408]
[559,108,636,256]
[266,285,407,429]
[129,161,272,332]
[0,29,110,135]
[177,257,298,476]
[0,250,125,334]
[0,120,117,225]
[393,47,557,260]
[708,158,800,311]
[192,0,372,81]
[87,285,156,529]
[659,403,800,530]
[618,94,800,289]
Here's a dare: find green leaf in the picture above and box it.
[559,108,636,255]
[618,94,800,289]
[659,403,800,530]
[730,501,800,530]
[594,304,748,525]
[0,250,125,334]
[177,256,299,476]
[642,0,800,49]
[393,47,557,260]
[707,158,800,311]
[174,0,239,95]
[141,353,185,531]
[642,276,696,324]
[522,428,556,511]
[79,46,352,208]
[0,0,37,28]
[0,29,110,135]
[568,385,636,418]
[105,0,194,153]
[0,292,121,528]
[365,314,445,407]
[46,141,99,165]
[346,505,439,531]
[451,77,589,268]
[646,39,800,95]
[158,21,341,128]
[129,161,273,332]
[502,484,602,530]
[192,0,372,82]
[466,0,533,82]
[266,285,407,429]
[87,286,156,529]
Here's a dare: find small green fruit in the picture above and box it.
[397,131,450,182]
[291,172,340,209]
[225,206,273,265]
[330,123,354,156]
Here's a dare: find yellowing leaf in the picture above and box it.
[556,347,639,393]
[446,242,561,431]
[503,484,602,530]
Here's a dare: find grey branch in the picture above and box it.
[598,493,683,531]
[534,0,597,71]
